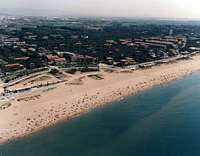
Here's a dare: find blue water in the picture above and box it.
[1,73,200,156]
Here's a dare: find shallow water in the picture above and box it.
[1,72,200,156]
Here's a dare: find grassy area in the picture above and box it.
[88,74,104,80]
[0,102,11,110]
[28,75,52,83]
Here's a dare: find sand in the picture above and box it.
[1,55,200,144]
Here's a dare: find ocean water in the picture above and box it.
[1,72,200,156]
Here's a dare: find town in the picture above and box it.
[1,16,200,97]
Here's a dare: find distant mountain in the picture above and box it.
[0,8,70,17]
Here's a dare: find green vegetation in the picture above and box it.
[0,17,200,82]
[0,102,12,110]
[88,74,104,80]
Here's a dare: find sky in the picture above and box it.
[0,0,200,19]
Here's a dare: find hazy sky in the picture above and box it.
[0,0,200,18]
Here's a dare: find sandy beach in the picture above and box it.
[1,55,200,144]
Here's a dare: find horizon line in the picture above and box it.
[0,8,200,21]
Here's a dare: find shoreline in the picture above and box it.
[1,55,200,144]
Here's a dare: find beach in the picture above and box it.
[1,55,200,144]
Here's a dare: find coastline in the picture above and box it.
[1,55,200,144]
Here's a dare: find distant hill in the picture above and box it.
[0,8,69,17]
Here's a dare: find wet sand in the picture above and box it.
[1,55,200,144]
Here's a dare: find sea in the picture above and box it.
[1,72,200,156]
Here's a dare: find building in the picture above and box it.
[4,64,24,72]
